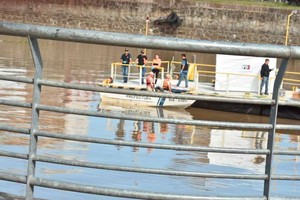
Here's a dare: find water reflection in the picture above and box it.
[0,36,300,199]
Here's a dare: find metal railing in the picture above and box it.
[110,62,166,85]
[170,61,300,94]
[0,21,300,200]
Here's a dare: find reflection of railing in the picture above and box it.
[0,22,300,200]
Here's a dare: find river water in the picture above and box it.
[0,35,300,199]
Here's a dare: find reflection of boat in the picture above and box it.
[98,83,195,108]
[98,100,193,120]
[208,129,268,173]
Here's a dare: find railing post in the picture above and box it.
[26,37,43,200]
[263,58,289,199]
[194,66,198,93]
[161,68,164,84]
[139,66,142,86]
[226,73,229,95]
[258,75,261,95]
[111,63,114,80]
[128,64,131,82]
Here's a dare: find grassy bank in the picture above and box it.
[194,0,299,9]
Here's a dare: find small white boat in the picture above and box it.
[99,85,195,108]
[98,100,193,120]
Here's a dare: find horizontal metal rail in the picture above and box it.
[0,75,33,84]
[37,79,275,105]
[0,21,300,59]
[36,104,273,130]
[35,131,269,154]
[31,156,300,181]
[274,149,300,156]
[0,124,30,135]
[0,150,28,160]
[30,177,266,200]
[0,172,26,184]
[272,175,300,181]
[275,124,300,131]
[0,99,32,109]
[35,130,300,156]
[34,155,267,180]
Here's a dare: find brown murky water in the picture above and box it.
[0,35,299,199]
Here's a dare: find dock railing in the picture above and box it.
[110,62,166,85]
[171,61,300,95]
[0,21,300,200]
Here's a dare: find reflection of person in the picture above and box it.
[260,59,273,95]
[143,121,156,153]
[146,72,155,91]
[132,121,142,142]
[147,122,156,143]
[176,54,189,88]
[163,74,172,92]
[120,48,132,83]
[151,54,162,84]
[160,123,168,134]
[136,50,148,84]
[116,119,125,139]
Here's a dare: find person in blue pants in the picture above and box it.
[120,48,132,83]
[136,50,148,84]
[176,54,189,88]
[260,59,273,95]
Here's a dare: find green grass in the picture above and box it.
[194,0,299,9]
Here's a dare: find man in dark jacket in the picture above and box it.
[136,50,148,84]
[260,59,273,95]
[176,54,189,88]
[120,48,132,83]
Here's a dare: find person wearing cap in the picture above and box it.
[176,53,189,88]
[136,50,148,84]
[146,72,155,92]
[120,48,132,83]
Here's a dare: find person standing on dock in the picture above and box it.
[151,54,162,84]
[260,59,273,95]
[136,50,148,84]
[176,54,189,88]
[120,48,132,83]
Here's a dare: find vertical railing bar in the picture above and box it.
[263,58,289,199]
[25,36,43,200]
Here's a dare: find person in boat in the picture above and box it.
[102,77,113,85]
[176,53,189,88]
[120,48,132,83]
[163,74,172,92]
[136,50,148,84]
[146,72,155,92]
[151,54,162,84]
[260,58,273,95]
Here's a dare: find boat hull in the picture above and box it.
[100,92,195,108]
[191,100,300,120]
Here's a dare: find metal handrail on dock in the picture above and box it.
[172,61,300,93]
[0,21,300,200]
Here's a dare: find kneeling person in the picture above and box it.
[146,72,155,92]
[163,74,172,92]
